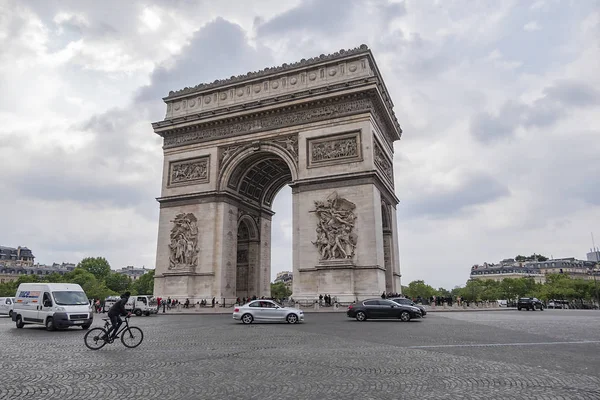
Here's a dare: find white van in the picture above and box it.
[0,297,15,317]
[12,283,93,331]
[126,295,158,316]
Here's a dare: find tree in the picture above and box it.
[132,270,154,295]
[105,272,132,293]
[404,280,437,300]
[270,282,291,300]
[77,257,111,280]
[437,287,452,297]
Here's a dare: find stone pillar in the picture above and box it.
[292,184,387,303]
[389,206,402,293]
[217,203,238,301]
[258,215,272,298]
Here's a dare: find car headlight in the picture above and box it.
[56,306,66,312]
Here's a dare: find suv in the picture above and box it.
[517,297,544,311]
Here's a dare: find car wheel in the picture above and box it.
[286,313,299,324]
[241,313,253,324]
[81,324,91,330]
[15,315,24,329]
[134,309,142,317]
[8,310,12,318]
[355,311,367,321]
[518,307,522,311]
[45,317,56,332]
[400,311,411,322]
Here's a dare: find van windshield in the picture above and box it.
[53,291,89,306]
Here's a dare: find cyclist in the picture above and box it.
[105,291,132,340]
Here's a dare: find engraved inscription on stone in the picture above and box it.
[310,191,358,261]
[168,213,199,271]
[308,131,361,167]
[168,156,209,186]
[373,139,393,182]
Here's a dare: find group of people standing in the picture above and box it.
[318,294,334,306]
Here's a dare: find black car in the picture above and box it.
[347,298,422,322]
[517,297,544,311]
[388,297,427,316]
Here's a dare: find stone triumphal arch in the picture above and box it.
[152,45,403,303]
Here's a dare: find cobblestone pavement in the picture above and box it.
[1,310,599,400]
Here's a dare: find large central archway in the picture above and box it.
[223,149,294,300]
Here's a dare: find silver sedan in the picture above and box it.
[233,300,304,324]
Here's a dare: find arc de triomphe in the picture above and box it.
[152,45,402,303]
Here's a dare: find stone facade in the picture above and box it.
[152,45,403,303]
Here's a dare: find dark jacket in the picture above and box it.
[108,298,129,317]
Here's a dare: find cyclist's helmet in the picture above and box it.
[121,291,131,299]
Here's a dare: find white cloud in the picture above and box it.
[1,0,598,292]
[524,21,542,31]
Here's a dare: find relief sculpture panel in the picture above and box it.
[168,213,199,271]
[310,192,358,261]
[307,131,361,168]
[168,156,210,186]
[373,140,393,182]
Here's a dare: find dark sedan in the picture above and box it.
[388,297,427,316]
[347,298,422,322]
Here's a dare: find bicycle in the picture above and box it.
[84,316,144,350]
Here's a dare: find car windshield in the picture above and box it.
[53,291,89,305]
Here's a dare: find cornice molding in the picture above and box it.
[156,90,400,149]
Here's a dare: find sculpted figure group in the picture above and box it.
[311,192,358,260]
[168,213,199,270]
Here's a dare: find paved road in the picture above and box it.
[1,310,599,400]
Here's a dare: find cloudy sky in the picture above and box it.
[1,0,598,290]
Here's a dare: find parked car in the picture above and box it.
[12,283,93,330]
[388,297,427,316]
[0,297,15,318]
[233,299,304,324]
[347,298,422,322]
[517,297,544,311]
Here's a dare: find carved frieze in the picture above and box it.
[168,156,209,187]
[310,192,358,261]
[166,45,370,98]
[307,131,361,168]
[373,139,393,182]
[218,134,299,172]
[162,95,384,149]
[168,213,199,271]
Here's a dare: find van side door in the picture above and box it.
[18,290,43,323]
[40,292,54,323]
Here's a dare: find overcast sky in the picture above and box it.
[1,0,598,290]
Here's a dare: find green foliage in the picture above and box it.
[404,280,437,300]
[77,257,111,280]
[436,287,452,297]
[0,281,18,296]
[270,281,292,299]
[105,272,132,293]
[132,270,154,295]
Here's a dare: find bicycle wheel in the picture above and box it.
[121,326,144,348]
[84,327,108,350]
